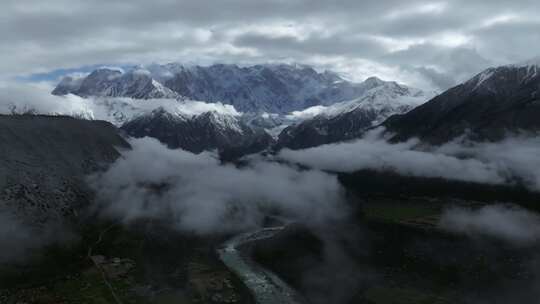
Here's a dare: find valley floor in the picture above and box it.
[0,221,254,304]
[253,199,540,304]
[2,171,540,304]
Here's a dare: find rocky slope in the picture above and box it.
[0,115,129,225]
[121,108,274,158]
[384,60,540,144]
[276,77,433,149]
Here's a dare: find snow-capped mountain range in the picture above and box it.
[18,57,540,157]
[53,63,429,114]
[161,63,395,113]
[277,77,435,149]
[286,77,431,122]
[46,62,436,156]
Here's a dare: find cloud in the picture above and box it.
[0,211,41,263]
[0,82,92,116]
[88,137,347,235]
[278,128,540,191]
[234,32,388,58]
[0,209,74,263]
[285,105,329,120]
[439,204,540,245]
[437,136,540,190]
[0,82,241,125]
[1,0,539,91]
[473,20,540,62]
[412,66,456,90]
[381,44,493,89]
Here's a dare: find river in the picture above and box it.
[217,226,307,304]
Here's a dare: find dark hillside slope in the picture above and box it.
[385,64,540,143]
[0,115,129,224]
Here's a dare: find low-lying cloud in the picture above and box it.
[439,204,540,245]
[278,128,540,191]
[0,210,74,264]
[0,83,240,125]
[89,137,347,235]
[0,211,39,263]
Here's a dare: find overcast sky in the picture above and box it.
[2,0,539,90]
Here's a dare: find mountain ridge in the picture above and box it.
[52,63,415,114]
[0,114,129,226]
[120,107,275,158]
[276,78,433,149]
[384,62,540,143]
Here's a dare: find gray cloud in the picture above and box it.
[278,128,540,191]
[89,137,347,235]
[1,0,539,90]
[439,204,540,245]
[473,21,540,62]
[378,14,466,38]
[0,209,75,263]
[0,82,241,125]
[234,32,388,58]
[412,66,457,90]
[381,45,493,89]
[0,211,42,263]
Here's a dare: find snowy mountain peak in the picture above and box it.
[384,57,540,144]
[51,75,85,95]
[325,80,428,118]
[467,57,540,92]
[277,78,433,149]
[121,105,274,156]
[195,110,245,134]
[53,67,179,99]
[54,63,410,113]
[145,106,188,121]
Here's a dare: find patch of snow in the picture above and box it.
[285,105,328,120]
[203,111,245,134]
[473,68,495,90]
[505,56,540,80]
[306,82,432,120]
